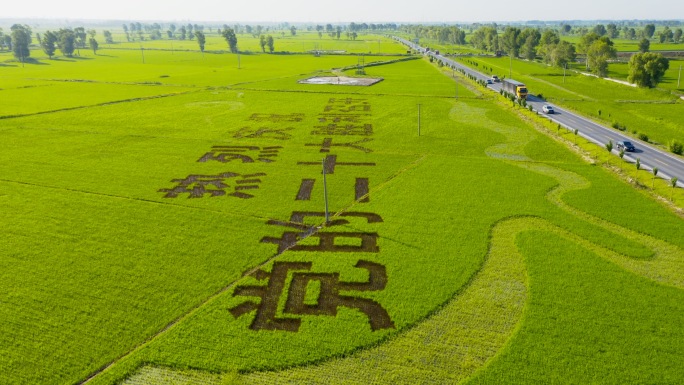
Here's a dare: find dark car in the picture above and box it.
[616,141,636,152]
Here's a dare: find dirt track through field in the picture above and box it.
[0,91,196,120]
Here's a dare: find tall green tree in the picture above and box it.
[89,37,98,55]
[537,29,560,63]
[675,28,683,43]
[520,28,541,60]
[550,41,576,68]
[592,24,607,36]
[628,52,669,88]
[577,32,599,56]
[40,30,58,59]
[179,26,186,40]
[74,27,87,48]
[659,27,674,43]
[221,28,238,53]
[10,24,32,62]
[103,30,114,44]
[606,24,619,38]
[587,38,617,77]
[2,35,11,51]
[195,31,206,53]
[470,26,499,52]
[625,28,637,40]
[259,35,267,52]
[638,38,650,53]
[501,27,522,57]
[643,24,656,39]
[57,28,76,57]
[266,35,274,53]
[290,26,297,36]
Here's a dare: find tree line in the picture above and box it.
[1,24,101,62]
[405,22,671,87]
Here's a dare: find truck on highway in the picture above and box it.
[502,79,528,100]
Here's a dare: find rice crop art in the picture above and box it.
[0,32,682,385]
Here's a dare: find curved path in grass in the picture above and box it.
[480,99,684,289]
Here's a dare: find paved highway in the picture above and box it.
[393,36,684,188]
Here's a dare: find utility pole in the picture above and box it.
[678,65,682,88]
[322,157,330,224]
[563,63,567,84]
[140,46,145,64]
[509,54,512,78]
[417,104,422,136]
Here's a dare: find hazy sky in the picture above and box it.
[3,0,683,23]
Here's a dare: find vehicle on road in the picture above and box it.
[501,79,528,100]
[491,75,500,82]
[486,79,493,84]
[616,141,636,152]
[542,105,555,114]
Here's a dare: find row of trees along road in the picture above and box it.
[464,25,670,87]
[414,24,669,87]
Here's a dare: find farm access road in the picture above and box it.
[393,36,684,188]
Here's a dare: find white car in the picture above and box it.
[542,105,555,114]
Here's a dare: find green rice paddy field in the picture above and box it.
[1,38,683,384]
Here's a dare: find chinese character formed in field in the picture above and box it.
[233,127,294,140]
[298,154,375,174]
[324,98,371,113]
[261,211,382,254]
[158,172,265,199]
[317,114,367,124]
[296,178,369,203]
[249,113,305,123]
[229,260,394,332]
[198,146,282,163]
[311,123,373,136]
[306,138,374,153]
